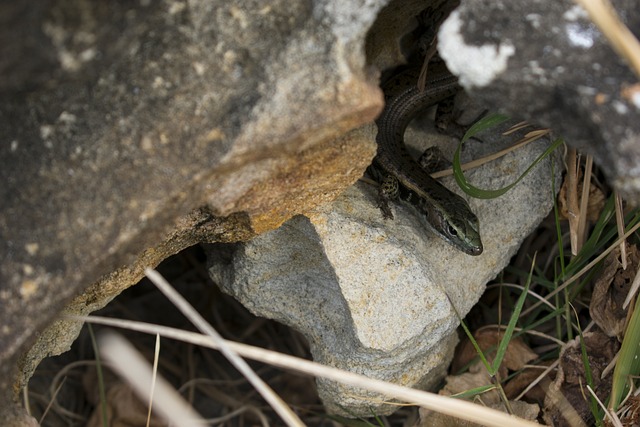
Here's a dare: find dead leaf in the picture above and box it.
[440,361,500,405]
[452,329,538,379]
[558,167,606,222]
[443,329,540,417]
[85,381,166,427]
[83,365,165,427]
[609,395,640,427]
[503,360,556,404]
[543,331,620,427]
[590,244,639,339]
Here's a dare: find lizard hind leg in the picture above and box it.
[419,145,451,173]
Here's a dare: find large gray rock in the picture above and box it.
[207,119,563,416]
[0,0,382,419]
[439,0,640,202]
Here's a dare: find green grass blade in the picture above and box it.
[453,121,564,199]
[88,324,109,427]
[451,384,497,399]
[458,316,493,374]
[609,295,640,410]
[552,160,566,277]
[568,195,616,269]
[513,307,566,342]
[490,256,535,373]
[575,316,602,424]
[455,258,537,378]
[463,113,510,137]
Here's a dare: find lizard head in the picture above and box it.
[441,211,483,256]
[423,200,483,256]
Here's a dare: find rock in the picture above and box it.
[438,0,640,203]
[207,117,563,416]
[0,0,382,420]
[0,404,39,427]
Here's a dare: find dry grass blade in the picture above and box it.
[573,0,640,77]
[601,351,619,379]
[144,268,305,427]
[476,324,566,347]
[99,332,207,427]
[577,155,593,252]
[22,385,31,417]
[417,37,438,92]
[146,334,160,427]
[563,151,599,255]
[615,192,628,269]
[202,405,269,425]
[564,150,593,255]
[521,220,640,318]
[623,264,640,309]
[587,384,623,427]
[431,128,550,179]
[41,360,102,422]
[74,315,540,427]
[37,377,66,425]
[486,283,557,312]
[566,148,581,254]
[514,361,559,401]
[501,121,531,135]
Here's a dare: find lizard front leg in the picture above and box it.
[378,173,400,220]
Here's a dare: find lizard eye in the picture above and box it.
[447,224,458,237]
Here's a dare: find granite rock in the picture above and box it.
[207,118,563,416]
